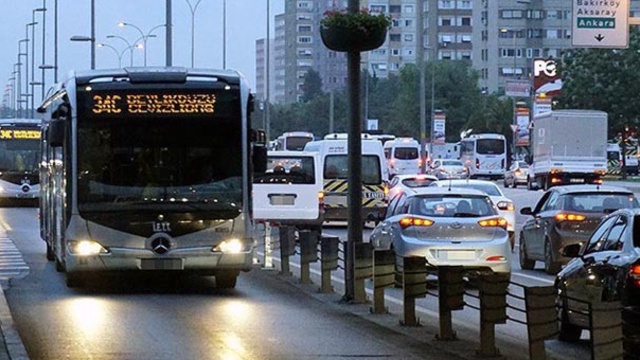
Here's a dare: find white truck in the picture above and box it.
[527,110,608,190]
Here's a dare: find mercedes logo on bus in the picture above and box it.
[150,235,172,255]
[21,184,30,193]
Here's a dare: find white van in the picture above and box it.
[253,151,324,231]
[304,138,388,222]
[383,138,421,178]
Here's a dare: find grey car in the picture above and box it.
[370,187,511,276]
[428,159,469,180]
[519,184,640,274]
[504,161,529,188]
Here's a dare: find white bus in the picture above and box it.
[0,118,41,203]
[37,68,267,288]
[459,133,507,180]
[275,131,315,151]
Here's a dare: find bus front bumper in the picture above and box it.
[65,246,254,274]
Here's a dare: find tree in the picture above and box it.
[300,69,324,103]
[556,27,640,136]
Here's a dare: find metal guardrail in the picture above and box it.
[260,228,633,360]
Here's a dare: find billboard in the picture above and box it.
[505,79,531,97]
[515,107,530,147]
[533,58,562,97]
[433,112,446,145]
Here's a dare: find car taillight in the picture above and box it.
[515,169,521,176]
[496,201,515,211]
[555,212,586,222]
[486,255,507,262]
[399,217,434,229]
[629,265,640,287]
[478,217,507,229]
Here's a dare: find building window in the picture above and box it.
[500,10,523,19]
[404,19,413,27]
[392,19,401,27]
[390,34,401,42]
[460,0,472,9]
[392,48,400,56]
[404,34,414,42]
[370,5,386,13]
[297,36,312,44]
[461,17,471,26]
[297,25,312,33]
[461,34,472,43]
[439,1,454,9]
[440,17,452,26]
[404,5,414,13]
[297,14,311,21]
[297,1,312,9]
[389,5,401,13]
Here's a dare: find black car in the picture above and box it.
[519,185,639,274]
[555,208,640,350]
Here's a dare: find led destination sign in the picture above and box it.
[0,129,41,140]
[91,93,216,115]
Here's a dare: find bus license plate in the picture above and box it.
[570,178,585,183]
[269,194,296,205]
[139,258,184,270]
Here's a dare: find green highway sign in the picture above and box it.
[572,0,629,48]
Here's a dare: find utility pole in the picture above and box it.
[416,0,426,173]
[166,0,172,66]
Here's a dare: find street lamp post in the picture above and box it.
[118,22,165,66]
[107,35,134,66]
[37,2,48,101]
[26,22,37,117]
[185,0,203,68]
[97,43,126,68]
[501,28,518,157]
[70,35,96,69]
[32,8,45,116]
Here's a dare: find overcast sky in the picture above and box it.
[1,0,283,102]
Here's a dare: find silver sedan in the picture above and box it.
[370,187,511,276]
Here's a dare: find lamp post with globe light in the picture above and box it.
[117,22,165,66]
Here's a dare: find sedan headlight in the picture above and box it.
[68,240,109,256]
[213,238,245,253]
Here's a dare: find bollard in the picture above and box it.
[401,256,428,326]
[319,235,339,293]
[371,250,395,314]
[262,221,275,269]
[278,225,296,276]
[299,229,319,284]
[353,242,373,304]
[437,266,464,341]
[477,273,509,358]
[524,286,558,360]
[590,301,623,360]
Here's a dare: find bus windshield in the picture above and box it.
[476,139,505,155]
[324,154,381,184]
[286,136,313,151]
[0,127,40,173]
[76,86,243,215]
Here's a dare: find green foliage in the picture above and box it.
[263,61,514,145]
[320,8,391,31]
[556,27,640,136]
[300,70,324,103]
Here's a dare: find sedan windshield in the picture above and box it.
[410,195,496,217]
[563,193,639,212]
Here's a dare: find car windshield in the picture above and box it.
[446,182,502,196]
[394,147,419,160]
[409,194,496,217]
[563,193,640,212]
[402,177,436,188]
[442,160,463,166]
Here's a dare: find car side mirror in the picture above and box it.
[520,207,533,216]
[562,243,582,258]
[367,208,386,222]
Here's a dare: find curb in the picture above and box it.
[0,284,29,360]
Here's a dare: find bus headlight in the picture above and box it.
[68,240,108,256]
[213,238,244,253]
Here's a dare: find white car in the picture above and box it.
[430,179,516,252]
[369,187,511,276]
[387,174,439,199]
[428,159,469,180]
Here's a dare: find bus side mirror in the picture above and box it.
[253,145,267,173]
[48,119,66,147]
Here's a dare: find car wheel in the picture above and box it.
[66,272,83,288]
[46,242,55,261]
[544,240,561,275]
[558,309,582,342]
[215,271,239,289]
[519,233,535,270]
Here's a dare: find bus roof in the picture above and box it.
[465,133,506,140]
[71,67,244,86]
